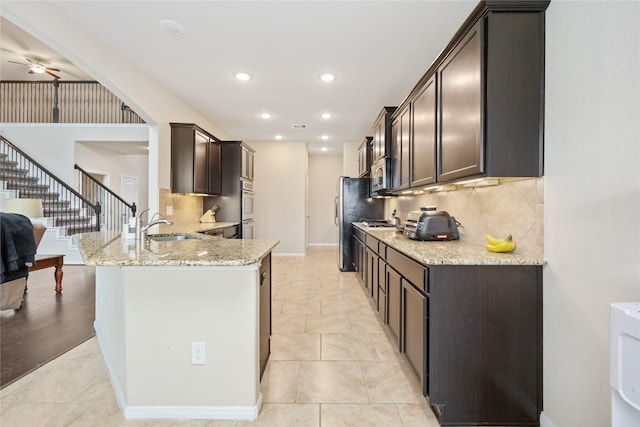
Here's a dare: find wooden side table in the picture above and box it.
[28,254,65,293]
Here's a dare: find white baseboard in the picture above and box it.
[124,395,262,420]
[272,252,306,257]
[540,412,559,427]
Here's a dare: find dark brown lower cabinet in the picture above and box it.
[377,259,387,320]
[259,253,272,379]
[429,265,542,426]
[350,227,542,426]
[386,267,402,349]
[402,279,428,396]
[366,248,378,300]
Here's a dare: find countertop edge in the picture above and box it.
[353,222,546,266]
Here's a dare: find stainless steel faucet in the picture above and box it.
[135,208,173,241]
[141,217,174,241]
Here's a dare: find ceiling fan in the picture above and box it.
[8,57,61,79]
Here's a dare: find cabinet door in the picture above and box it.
[392,106,411,190]
[411,76,436,187]
[438,22,482,182]
[241,147,254,180]
[372,107,396,163]
[400,106,411,188]
[247,151,254,180]
[352,235,365,282]
[386,267,402,349]
[369,250,378,300]
[377,259,387,320]
[391,118,401,188]
[209,142,221,195]
[222,225,239,239]
[259,253,272,379]
[358,137,372,178]
[193,131,209,194]
[402,279,428,395]
[373,117,383,163]
[429,265,542,425]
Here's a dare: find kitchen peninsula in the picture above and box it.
[75,230,279,421]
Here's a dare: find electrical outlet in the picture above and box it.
[192,342,205,365]
[166,205,173,216]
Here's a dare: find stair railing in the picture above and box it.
[0,135,101,236]
[1,80,145,124]
[74,163,137,232]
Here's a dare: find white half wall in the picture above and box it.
[308,154,342,246]
[543,2,640,426]
[251,141,307,256]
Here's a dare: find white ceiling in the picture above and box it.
[0,1,477,154]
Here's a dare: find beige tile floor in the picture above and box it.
[0,247,439,426]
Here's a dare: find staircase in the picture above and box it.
[0,152,96,233]
[0,153,95,264]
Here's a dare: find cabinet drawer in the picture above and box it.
[353,227,365,243]
[365,234,379,252]
[387,247,428,293]
[378,242,387,260]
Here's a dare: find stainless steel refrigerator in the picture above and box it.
[335,177,385,271]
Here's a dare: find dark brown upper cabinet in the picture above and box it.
[387,0,548,189]
[437,22,483,182]
[411,75,437,187]
[437,4,547,182]
[241,145,254,181]
[170,123,221,195]
[358,136,373,178]
[372,107,397,164]
[391,105,411,191]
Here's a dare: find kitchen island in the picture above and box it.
[75,230,279,421]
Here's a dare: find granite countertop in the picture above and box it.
[75,226,278,267]
[353,223,545,266]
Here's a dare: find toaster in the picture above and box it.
[404,209,460,241]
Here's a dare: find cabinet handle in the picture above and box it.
[260,271,267,285]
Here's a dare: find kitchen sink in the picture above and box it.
[148,233,202,242]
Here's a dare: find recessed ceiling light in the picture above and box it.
[234,72,251,81]
[321,135,329,140]
[275,135,283,140]
[321,113,332,119]
[260,113,271,119]
[159,19,184,35]
[321,147,328,152]
[320,73,336,82]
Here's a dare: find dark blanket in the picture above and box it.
[1,213,36,283]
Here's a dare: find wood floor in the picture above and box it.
[0,264,96,388]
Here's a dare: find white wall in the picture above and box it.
[74,143,149,214]
[1,2,231,213]
[543,2,640,426]
[308,154,342,246]
[251,141,307,256]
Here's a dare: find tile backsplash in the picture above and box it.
[158,188,203,225]
[386,178,544,257]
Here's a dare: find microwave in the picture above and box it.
[371,158,391,193]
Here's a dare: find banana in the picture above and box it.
[484,234,516,253]
[485,234,506,245]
